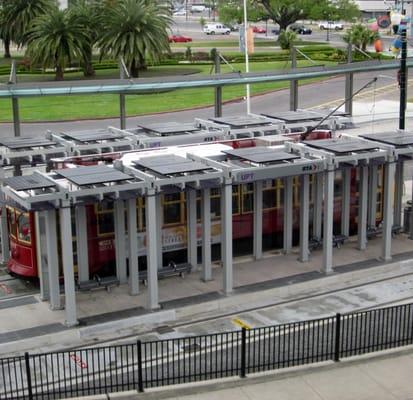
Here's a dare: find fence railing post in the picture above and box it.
[240,327,247,378]
[24,352,33,400]
[334,313,341,362]
[137,341,144,392]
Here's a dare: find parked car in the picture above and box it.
[203,23,231,35]
[173,9,186,16]
[289,23,312,34]
[271,28,280,35]
[318,21,343,30]
[168,34,192,43]
[252,25,266,34]
[228,23,240,32]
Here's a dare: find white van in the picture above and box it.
[203,23,231,35]
[191,5,205,12]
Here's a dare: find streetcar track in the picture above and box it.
[73,269,413,350]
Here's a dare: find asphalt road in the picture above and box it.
[0,69,399,137]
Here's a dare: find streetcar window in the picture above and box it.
[334,171,342,197]
[136,198,146,232]
[96,203,114,236]
[7,208,17,240]
[263,180,277,210]
[163,193,183,225]
[210,188,221,218]
[232,185,240,215]
[292,177,299,207]
[242,183,254,213]
[17,212,31,244]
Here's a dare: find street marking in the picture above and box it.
[232,318,252,330]
[309,79,413,110]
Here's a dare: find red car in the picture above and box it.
[168,34,192,43]
[252,26,266,34]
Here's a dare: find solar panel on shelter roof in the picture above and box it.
[223,147,300,164]
[56,165,132,186]
[61,129,125,142]
[137,122,198,135]
[133,154,210,175]
[5,174,56,191]
[0,137,57,149]
[209,115,273,127]
[359,132,413,147]
[261,110,324,122]
[303,138,379,154]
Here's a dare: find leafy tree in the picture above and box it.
[343,23,379,51]
[25,8,89,80]
[257,0,360,32]
[2,0,56,47]
[97,0,172,78]
[218,0,267,25]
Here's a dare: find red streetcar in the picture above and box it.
[5,133,384,280]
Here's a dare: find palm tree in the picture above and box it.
[69,0,102,77]
[97,0,172,78]
[0,2,11,58]
[2,0,56,48]
[343,24,379,52]
[25,8,89,80]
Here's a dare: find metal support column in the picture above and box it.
[75,205,89,283]
[10,61,21,137]
[283,176,293,253]
[59,207,78,327]
[187,189,197,269]
[119,59,127,129]
[221,183,233,294]
[368,164,378,228]
[35,212,49,301]
[357,165,368,250]
[127,198,139,295]
[214,49,222,117]
[0,205,9,264]
[201,188,212,281]
[341,168,351,237]
[156,195,163,269]
[382,161,395,260]
[345,43,353,115]
[253,180,263,260]
[299,174,310,262]
[323,168,334,274]
[114,200,127,284]
[45,209,61,310]
[146,192,159,309]
[289,47,298,111]
[394,161,404,228]
[313,173,323,239]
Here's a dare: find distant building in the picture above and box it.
[354,0,395,19]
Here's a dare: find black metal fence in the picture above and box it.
[1,302,413,400]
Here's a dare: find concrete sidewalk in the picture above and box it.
[71,347,413,400]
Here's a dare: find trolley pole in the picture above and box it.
[214,49,222,117]
[399,28,408,130]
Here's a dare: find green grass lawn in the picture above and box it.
[0,60,335,122]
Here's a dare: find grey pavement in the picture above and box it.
[67,347,413,400]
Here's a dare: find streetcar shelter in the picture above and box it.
[291,134,394,271]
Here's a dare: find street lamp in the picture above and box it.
[243,0,251,113]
